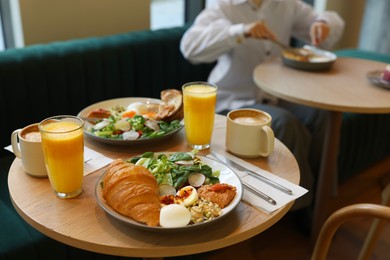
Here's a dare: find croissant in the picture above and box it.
[102,159,161,226]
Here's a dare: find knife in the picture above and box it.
[210,152,277,205]
[242,181,277,205]
[211,151,293,195]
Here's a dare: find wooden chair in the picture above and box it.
[358,183,390,260]
[311,202,390,260]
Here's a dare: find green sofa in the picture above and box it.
[0,25,213,260]
[1,25,389,259]
[333,49,390,182]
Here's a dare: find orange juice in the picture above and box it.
[40,117,84,198]
[182,82,217,149]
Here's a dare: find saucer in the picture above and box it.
[366,70,390,90]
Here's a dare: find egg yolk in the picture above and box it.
[122,110,136,119]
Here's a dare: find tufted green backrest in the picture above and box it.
[335,48,390,63]
[0,25,215,151]
[335,49,390,182]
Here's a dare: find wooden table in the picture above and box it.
[8,114,300,259]
[253,57,390,244]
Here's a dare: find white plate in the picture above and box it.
[281,45,337,71]
[95,154,243,232]
[367,70,390,90]
[77,97,184,145]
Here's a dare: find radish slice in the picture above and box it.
[145,120,160,131]
[175,160,194,166]
[93,119,110,130]
[122,130,140,140]
[159,184,176,196]
[186,152,195,159]
[188,173,206,188]
[114,119,130,131]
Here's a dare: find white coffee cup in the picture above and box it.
[226,109,274,158]
[11,123,47,177]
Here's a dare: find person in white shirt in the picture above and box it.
[180,0,344,212]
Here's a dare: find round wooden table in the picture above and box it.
[253,57,390,243]
[8,114,300,259]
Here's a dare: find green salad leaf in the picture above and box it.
[87,105,182,140]
[127,150,220,189]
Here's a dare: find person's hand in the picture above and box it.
[310,21,330,46]
[244,21,277,41]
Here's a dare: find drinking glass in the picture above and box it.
[182,82,217,150]
[39,115,84,198]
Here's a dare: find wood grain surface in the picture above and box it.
[8,114,300,258]
[254,57,390,113]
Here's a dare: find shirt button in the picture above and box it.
[266,51,271,56]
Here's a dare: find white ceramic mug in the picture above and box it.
[226,109,274,158]
[11,123,47,177]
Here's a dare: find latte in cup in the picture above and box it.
[11,123,47,177]
[233,115,268,125]
[21,125,42,142]
[226,109,274,158]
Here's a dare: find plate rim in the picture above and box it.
[281,45,337,71]
[366,70,390,89]
[77,97,184,145]
[95,154,244,232]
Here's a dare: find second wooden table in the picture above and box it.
[253,57,390,243]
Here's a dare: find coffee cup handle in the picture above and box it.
[259,125,274,157]
[11,129,22,158]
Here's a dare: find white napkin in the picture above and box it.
[4,145,113,176]
[208,154,308,214]
[83,147,113,176]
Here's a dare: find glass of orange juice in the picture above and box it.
[39,115,84,199]
[182,82,217,150]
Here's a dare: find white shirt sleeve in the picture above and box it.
[179,0,345,112]
[315,11,345,49]
[290,1,345,49]
[180,8,247,64]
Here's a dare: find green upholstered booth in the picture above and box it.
[334,49,390,182]
[0,25,389,259]
[0,25,213,260]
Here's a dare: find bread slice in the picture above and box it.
[156,89,183,121]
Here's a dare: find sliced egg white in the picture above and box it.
[159,204,191,228]
[126,102,147,115]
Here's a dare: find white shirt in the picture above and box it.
[180,0,345,112]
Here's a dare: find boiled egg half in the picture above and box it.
[125,102,148,115]
[176,186,198,207]
[159,204,191,228]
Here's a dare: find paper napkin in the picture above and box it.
[207,154,308,214]
[83,147,113,176]
[4,145,113,176]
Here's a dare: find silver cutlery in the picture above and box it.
[241,182,277,205]
[268,38,312,58]
[210,152,277,205]
[211,151,293,195]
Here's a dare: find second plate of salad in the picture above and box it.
[77,97,184,145]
